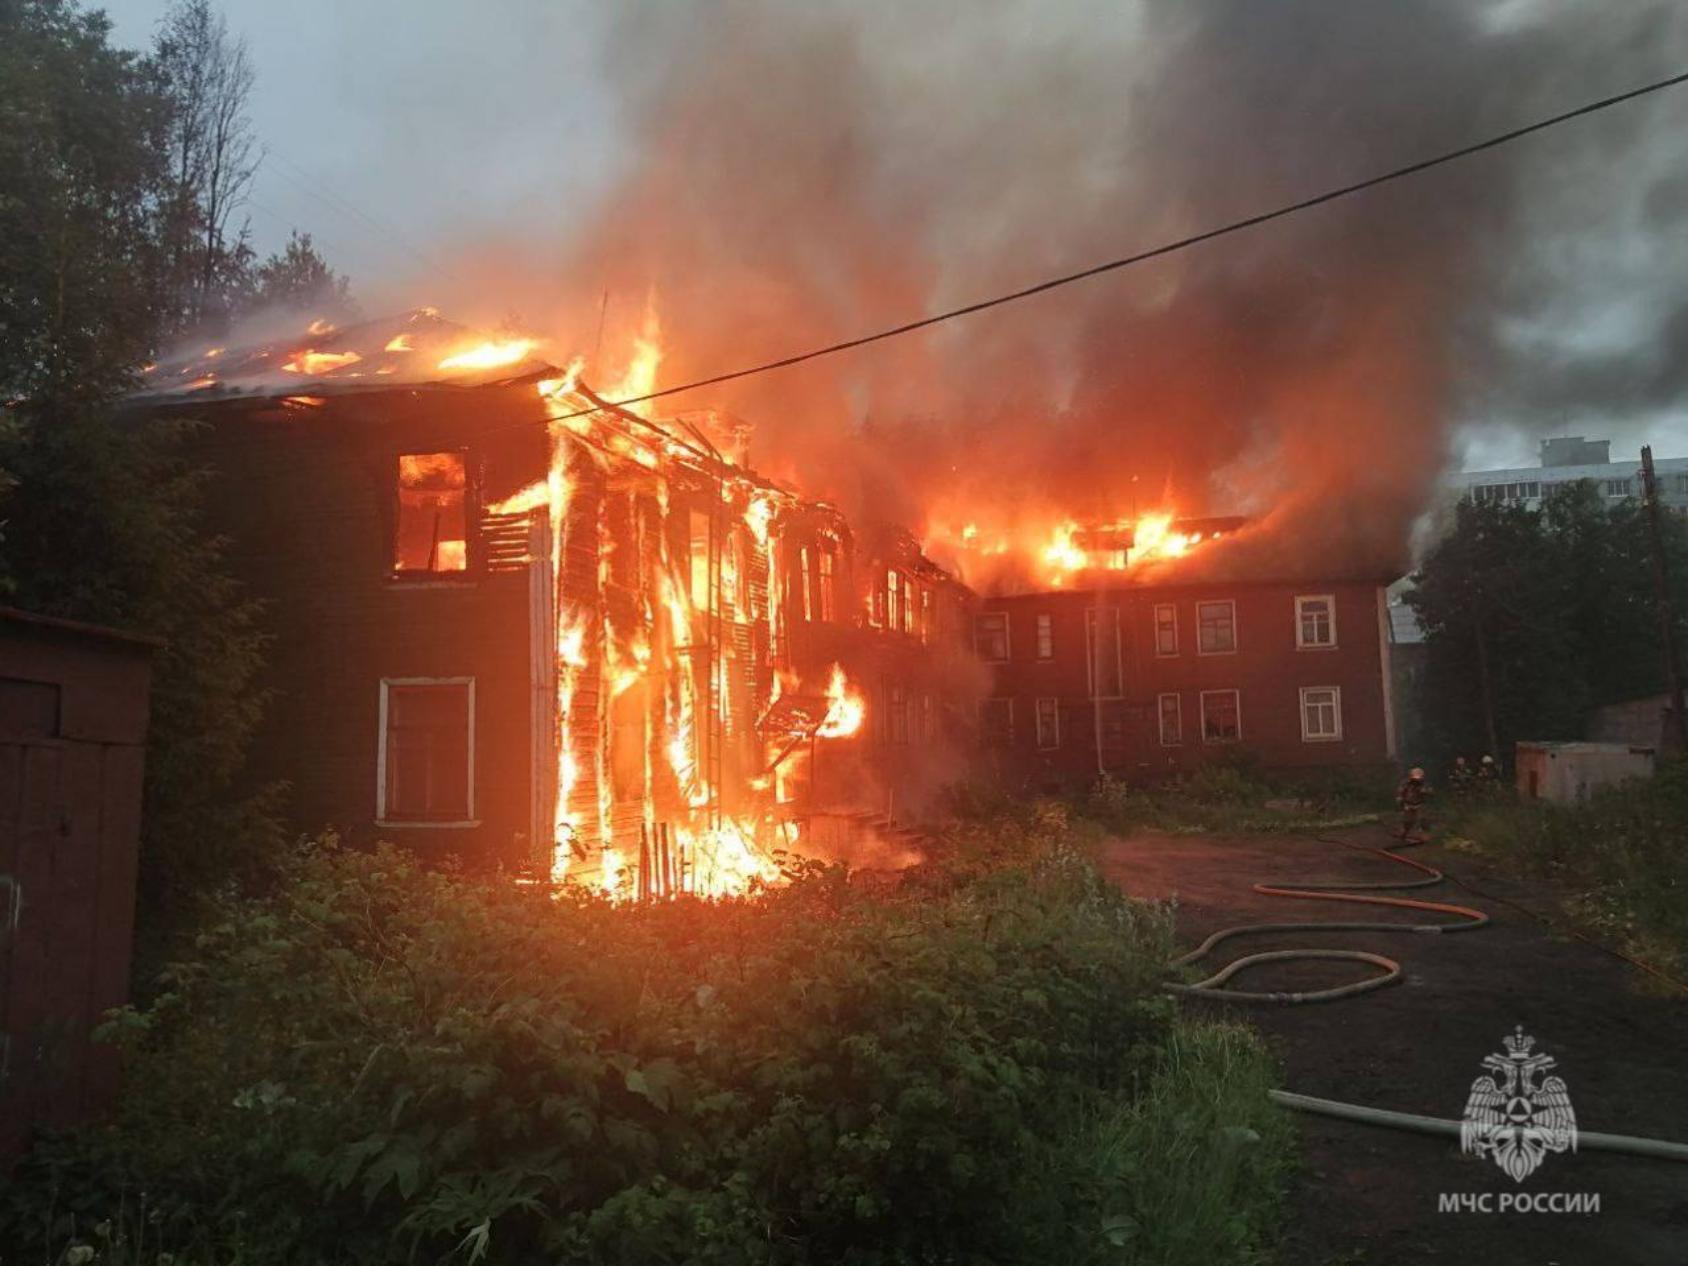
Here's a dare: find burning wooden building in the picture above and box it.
[954,513,1399,785]
[133,310,973,894]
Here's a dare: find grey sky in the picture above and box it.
[96,0,1688,479]
[100,0,628,311]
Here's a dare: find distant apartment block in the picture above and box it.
[1445,436,1688,514]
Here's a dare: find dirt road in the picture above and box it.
[1096,826,1688,1266]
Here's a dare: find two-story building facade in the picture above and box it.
[973,576,1397,786]
[132,310,971,893]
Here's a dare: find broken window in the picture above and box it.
[817,548,837,622]
[888,682,909,745]
[979,697,1013,747]
[1035,697,1060,749]
[1153,603,1178,656]
[1157,692,1182,746]
[974,612,1009,661]
[394,452,468,575]
[689,509,711,609]
[381,679,472,822]
[920,587,934,643]
[1196,600,1236,655]
[1035,613,1054,660]
[1300,685,1342,741]
[1295,595,1336,648]
[1200,689,1241,744]
[1085,608,1123,698]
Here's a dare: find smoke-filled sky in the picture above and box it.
[103,0,1688,580]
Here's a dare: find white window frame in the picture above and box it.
[377,676,478,827]
[1153,603,1179,657]
[1199,688,1242,744]
[1157,692,1182,747]
[1034,696,1061,749]
[1299,685,1343,742]
[974,611,1011,662]
[1035,613,1054,660]
[1294,594,1337,650]
[1195,599,1237,656]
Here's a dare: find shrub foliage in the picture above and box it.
[4,830,1281,1265]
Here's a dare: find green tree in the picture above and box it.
[248,229,357,319]
[0,0,286,938]
[1407,482,1688,765]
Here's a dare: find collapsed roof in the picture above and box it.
[133,308,556,402]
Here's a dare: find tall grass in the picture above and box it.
[1082,761,1390,836]
[1447,757,1688,979]
[1068,1021,1291,1266]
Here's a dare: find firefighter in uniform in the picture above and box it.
[1449,755,1474,795]
[1396,766,1430,840]
[1475,753,1501,792]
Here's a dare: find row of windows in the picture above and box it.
[974,594,1337,665]
[868,567,939,641]
[982,686,1343,748]
[1465,473,1688,505]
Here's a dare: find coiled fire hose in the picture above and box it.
[1166,831,1488,1004]
[1162,829,1688,1162]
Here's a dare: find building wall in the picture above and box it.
[185,388,549,871]
[975,580,1393,786]
[1445,452,1688,514]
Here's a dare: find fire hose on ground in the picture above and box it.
[1161,828,1688,1163]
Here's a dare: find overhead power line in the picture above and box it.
[539,66,1688,425]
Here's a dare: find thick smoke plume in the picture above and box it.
[448,0,1688,591]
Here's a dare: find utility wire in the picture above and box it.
[148,67,1688,468]
[258,147,474,287]
[539,66,1688,424]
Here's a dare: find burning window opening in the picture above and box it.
[394,452,469,574]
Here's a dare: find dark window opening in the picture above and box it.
[1201,689,1240,744]
[383,680,472,821]
[974,612,1009,662]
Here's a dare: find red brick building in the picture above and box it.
[972,577,1398,786]
[133,311,972,892]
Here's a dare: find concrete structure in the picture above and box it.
[1445,436,1688,514]
[1585,693,1681,754]
[973,578,1396,787]
[0,608,155,1170]
[1515,740,1654,803]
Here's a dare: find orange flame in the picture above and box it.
[283,350,362,375]
[817,664,865,738]
[437,338,539,372]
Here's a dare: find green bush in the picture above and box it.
[3,829,1234,1265]
[1446,757,1688,977]
[1081,765,1385,837]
